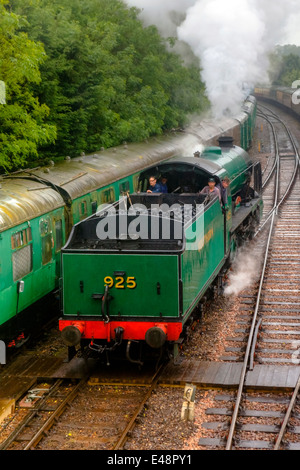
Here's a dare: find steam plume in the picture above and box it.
[224,248,262,296]
[125,1,300,116]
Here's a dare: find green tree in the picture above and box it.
[10,0,207,160]
[269,46,300,86]
[0,0,56,171]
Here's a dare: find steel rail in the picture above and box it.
[265,108,300,196]
[274,373,300,450]
[258,104,300,170]
[0,379,63,450]
[225,104,299,450]
[225,210,276,450]
[249,317,263,371]
[113,362,167,450]
[254,107,299,237]
[256,111,279,189]
[0,377,88,450]
[23,377,88,450]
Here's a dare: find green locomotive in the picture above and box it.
[59,137,263,363]
[0,97,257,348]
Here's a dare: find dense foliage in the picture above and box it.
[0,0,56,170]
[269,45,300,86]
[1,0,207,170]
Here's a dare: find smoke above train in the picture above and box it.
[125,0,300,116]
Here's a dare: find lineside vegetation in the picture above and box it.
[1,0,209,171]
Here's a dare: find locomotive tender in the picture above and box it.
[0,96,256,348]
[59,137,263,363]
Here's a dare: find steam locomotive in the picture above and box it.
[0,96,257,351]
[59,135,263,364]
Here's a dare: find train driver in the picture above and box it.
[147,176,161,193]
[200,177,221,202]
[159,175,168,193]
[216,176,230,205]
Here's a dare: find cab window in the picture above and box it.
[133,174,140,192]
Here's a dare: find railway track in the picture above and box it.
[0,361,167,450]
[257,104,299,230]
[0,378,89,450]
[247,105,300,368]
[199,103,300,450]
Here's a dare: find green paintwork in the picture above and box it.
[61,195,233,324]
[203,146,252,196]
[0,207,65,326]
[181,199,225,319]
[62,253,179,318]
[60,134,263,327]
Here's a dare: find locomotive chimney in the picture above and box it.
[218,136,234,148]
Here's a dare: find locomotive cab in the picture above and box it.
[138,160,220,195]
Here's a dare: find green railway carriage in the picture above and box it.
[0,96,258,347]
[59,140,263,363]
[241,95,257,149]
[0,179,65,343]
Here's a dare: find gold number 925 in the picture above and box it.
[104,276,137,289]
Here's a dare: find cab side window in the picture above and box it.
[133,174,140,192]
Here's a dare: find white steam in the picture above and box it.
[224,248,262,297]
[125,0,196,36]
[125,1,300,117]
[179,134,205,156]
[283,12,300,45]
[178,0,266,116]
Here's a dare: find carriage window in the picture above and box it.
[39,217,53,265]
[91,201,97,214]
[55,219,63,252]
[101,187,115,204]
[79,200,87,218]
[39,217,51,236]
[12,245,33,281]
[11,227,33,281]
[11,227,32,249]
[119,181,130,194]
[42,234,52,265]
